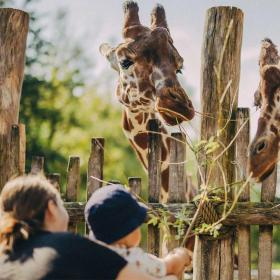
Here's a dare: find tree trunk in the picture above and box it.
[0,8,29,189]
[194,7,243,280]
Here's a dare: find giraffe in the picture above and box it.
[99,1,196,200]
[248,38,280,182]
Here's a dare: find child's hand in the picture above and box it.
[164,247,192,277]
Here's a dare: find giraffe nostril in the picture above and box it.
[186,99,193,109]
[169,92,179,101]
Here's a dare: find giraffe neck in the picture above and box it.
[260,87,280,137]
[122,107,170,171]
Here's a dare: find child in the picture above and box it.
[85,184,192,279]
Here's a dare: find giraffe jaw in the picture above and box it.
[248,134,279,182]
[257,164,276,182]
[156,104,195,126]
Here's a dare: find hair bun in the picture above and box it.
[0,214,30,253]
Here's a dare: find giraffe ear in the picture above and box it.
[99,43,119,71]
[254,88,262,108]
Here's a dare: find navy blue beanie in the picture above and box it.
[84,184,147,244]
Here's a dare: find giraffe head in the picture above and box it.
[248,39,280,181]
[99,1,195,125]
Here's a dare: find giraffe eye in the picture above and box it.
[255,140,267,154]
[120,59,134,69]
[176,69,183,74]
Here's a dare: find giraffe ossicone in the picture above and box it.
[248,38,280,182]
[99,1,195,199]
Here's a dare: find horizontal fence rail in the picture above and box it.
[64,201,280,225]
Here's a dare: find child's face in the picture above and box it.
[128,227,141,247]
[115,227,141,247]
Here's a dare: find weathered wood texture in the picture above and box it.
[168,133,187,203]
[66,156,80,201]
[258,169,277,280]
[236,108,251,280]
[64,201,280,226]
[0,9,29,189]
[47,173,61,192]
[194,6,243,280]
[66,156,80,232]
[87,138,104,199]
[19,124,26,175]
[9,125,20,179]
[166,133,186,264]
[30,156,44,175]
[147,119,161,256]
[128,177,141,197]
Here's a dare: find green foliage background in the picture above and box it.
[2,0,146,199]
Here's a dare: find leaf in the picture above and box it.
[147,215,159,226]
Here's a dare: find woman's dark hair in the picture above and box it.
[0,175,59,254]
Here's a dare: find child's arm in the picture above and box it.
[163,248,192,277]
[113,246,174,278]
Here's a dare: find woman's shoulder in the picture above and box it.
[37,231,123,257]
[35,231,97,249]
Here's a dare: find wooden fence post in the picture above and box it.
[167,133,187,254]
[128,177,141,197]
[19,124,26,175]
[236,108,251,280]
[168,133,187,204]
[0,9,29,189]
[258,169,277,280]
[10,125,20,179]
[194,7,243,280]
[147,119,161,256]
[30,156,44,175]
[66,156,80,232]
[47,173,61,192]
[87,138,104,199]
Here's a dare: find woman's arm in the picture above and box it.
[117,264,161,280]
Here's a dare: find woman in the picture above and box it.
[0,175,157,280]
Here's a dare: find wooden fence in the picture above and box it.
[1,5,280,280]
[6,115,280,280]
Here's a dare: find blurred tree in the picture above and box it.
[0,0,146,198]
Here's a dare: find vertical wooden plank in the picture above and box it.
[128,177,141,197]
[0,9,29,190]
[66,156,80,200]
[47,173,61,192]
[168,133,187,203]
[66,156,80,233]
[258,169,277,280]
[194,6,243,280]
[147,119,161,256]
[167,133,187,279]
[236,108,251,280]
[30,156,44,175]
[9,125,20,179]
[87,138,104,199]
[19,123,26,175]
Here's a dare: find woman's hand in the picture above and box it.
[117,264,158,280]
